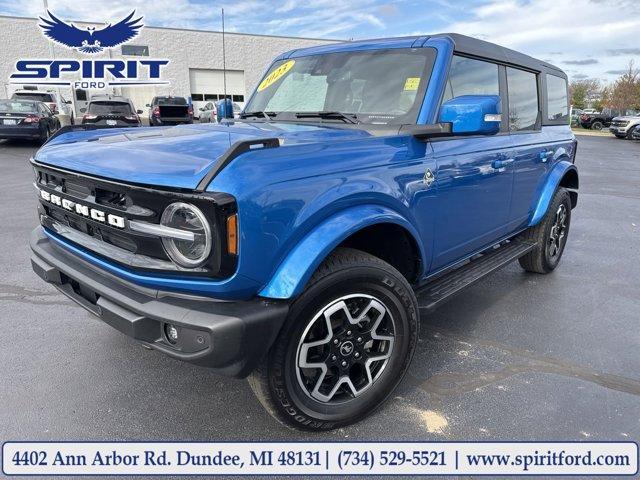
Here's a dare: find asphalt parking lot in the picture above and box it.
[1,134,639,477]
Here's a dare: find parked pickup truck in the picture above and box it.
[30,33,578,431]
[147,96,193,126]
[610,115,640,139]
[579,112,614,130]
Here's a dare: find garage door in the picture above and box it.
[189,69,245,110]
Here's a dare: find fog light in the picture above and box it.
[165,324,179,344]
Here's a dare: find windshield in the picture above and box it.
[245,48,435,125]
[88,101,132,116]
[0,100,38,113]
[13,92,54,102]
[156,97,187,106]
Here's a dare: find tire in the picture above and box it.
[518,188,572,274]
[39,125,50,144]
[591,121,603,131]
[626,129,636,140]
[248,247,419,431]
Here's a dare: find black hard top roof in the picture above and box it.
[443,33,566,78]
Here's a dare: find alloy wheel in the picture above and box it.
[295,294,395,404]
[548,203,567,259]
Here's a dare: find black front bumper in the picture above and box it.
[30,227,289,378]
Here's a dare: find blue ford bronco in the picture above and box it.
[30,33,578,431]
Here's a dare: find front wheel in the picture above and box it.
[591,121,603,131]
[248,248,419,431]
[519,188,572,274]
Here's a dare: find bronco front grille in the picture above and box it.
[33,161,237,278]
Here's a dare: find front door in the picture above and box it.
[430,136,515,270]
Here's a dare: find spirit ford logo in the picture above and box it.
[40,190,125,229]
[10,10,169,89]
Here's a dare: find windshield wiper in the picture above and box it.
[239,111,276,120]
[295,111,359,124]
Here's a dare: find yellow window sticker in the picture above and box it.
[257,60,296,92]
[404,77,421,91]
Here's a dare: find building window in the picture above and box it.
[546,74,568,121]
[191,93,204,101]
[507,67,539,131]
[204,94,218,101]
[74,89,88,101]
[232,95,245,102]
[121,45,149,56]
[442,55,499,102]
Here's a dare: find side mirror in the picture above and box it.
[199,107,204,111]
[439,95,501,135]
[79,107,87,113]
[145,104,150,108]
[136,109,143,114]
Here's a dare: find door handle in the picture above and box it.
[539,150,554,162]
[492,158,514,169]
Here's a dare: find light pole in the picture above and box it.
[42,0,65,120]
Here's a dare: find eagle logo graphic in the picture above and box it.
[38,10,143,54]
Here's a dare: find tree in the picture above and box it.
[569,78,602,109]
[608,60,640,112]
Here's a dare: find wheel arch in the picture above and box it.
[258,205,425,300]
[529,160,579,227]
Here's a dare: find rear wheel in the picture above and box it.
[248,248,419,431]
[519,188,572,274]
[39,125,50,144]
[591,121,603,131]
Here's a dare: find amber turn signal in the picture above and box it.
[227,214,238,255]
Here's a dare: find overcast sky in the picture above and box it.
[1,0,638,84]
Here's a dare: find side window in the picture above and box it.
[546,74,568,121]
[506,67,539,131]
[442,56,499,102]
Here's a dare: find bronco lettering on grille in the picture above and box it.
[39,190,126,229]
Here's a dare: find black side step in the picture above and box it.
[416,239,537,312]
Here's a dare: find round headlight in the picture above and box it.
[160,202,212,268]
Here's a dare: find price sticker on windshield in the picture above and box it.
[404,77,421,91]
[258,60,295,92]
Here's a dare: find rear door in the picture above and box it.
[505,68,553,231]
[430,55,515,271]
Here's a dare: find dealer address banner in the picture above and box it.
[2,441,637,476]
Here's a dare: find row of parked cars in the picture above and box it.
[575,108,640,140]
[0,89,246,143]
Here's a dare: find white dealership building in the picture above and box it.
[0,14,339,116]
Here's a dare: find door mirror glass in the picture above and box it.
[79,107,87,113]
[439,95,501,135]
[136,110,143,114]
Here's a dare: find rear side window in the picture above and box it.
[442,56,499,102]
[546,74,568,121]
[506,67,539,131]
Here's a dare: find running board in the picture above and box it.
[416,239,537,312]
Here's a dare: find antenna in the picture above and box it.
[222,8,227,101]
